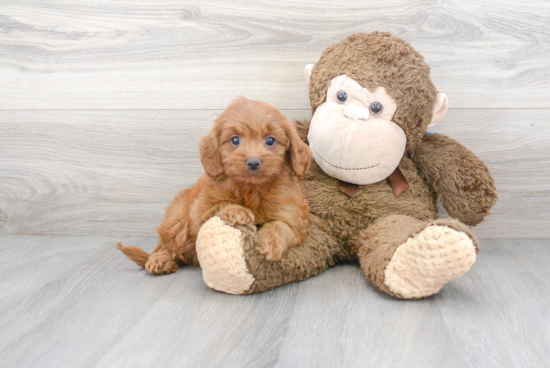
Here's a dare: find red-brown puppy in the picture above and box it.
[118,96,311,274]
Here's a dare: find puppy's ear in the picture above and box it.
[286,120,312,180]
[199,127,224,180]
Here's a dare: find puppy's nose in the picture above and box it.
[246,158,261,171]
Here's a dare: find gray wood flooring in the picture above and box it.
[0,236,548,368]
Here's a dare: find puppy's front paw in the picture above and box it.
[258,231,288,261]
[218,204,255,226]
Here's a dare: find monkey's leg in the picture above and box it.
[195,214,342,294]
[355,214,479,299]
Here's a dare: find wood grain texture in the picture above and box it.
[0,236,548,368]
[96,267,298,368]
[435,239,550,368]
[1,0,550,109]
[0,235,179,368]
[275,265,465,368]
[1,109,548,238]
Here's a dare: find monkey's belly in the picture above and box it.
[301,158,437,242]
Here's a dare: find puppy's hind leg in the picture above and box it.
[144,249,178,275]
[117,243,178,275]
[117,186,195,275]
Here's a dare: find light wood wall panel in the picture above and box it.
[2,0,549,238]
[1,109,547,238]
[1,0,550,109]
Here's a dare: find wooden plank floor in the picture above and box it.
[0,236,548,368]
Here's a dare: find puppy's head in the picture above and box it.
[200,96,311,185]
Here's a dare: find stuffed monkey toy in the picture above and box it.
[195,32,497,299]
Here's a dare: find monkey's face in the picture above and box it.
[307,75,406,185]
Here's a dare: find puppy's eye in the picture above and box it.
[265,136,276,147]
[230,136,240,146]
[369,102,383,114]
[337,90,348,103]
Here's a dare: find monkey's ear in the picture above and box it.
[286,120,312,180]
[199,129,224,180]
[428,93,449,128]
[305,64,315,85]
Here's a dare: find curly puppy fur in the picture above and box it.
[118,96,312,274]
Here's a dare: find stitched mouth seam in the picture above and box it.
[311,146,380,171]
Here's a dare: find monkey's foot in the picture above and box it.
[384,224,477,299]
[196,216,255,294]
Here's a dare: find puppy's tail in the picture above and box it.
[116,243,150,268]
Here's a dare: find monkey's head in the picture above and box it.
[305,32,449,185]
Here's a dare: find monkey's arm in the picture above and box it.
[411,133,497,226]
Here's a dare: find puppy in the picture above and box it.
[117,96,312,275]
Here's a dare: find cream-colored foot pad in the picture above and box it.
[384,225,477,299]
[196,216,255,295]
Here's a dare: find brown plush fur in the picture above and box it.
[118,97,312,273]
[236,214,342,294]
[209,32,497,297]
[413,133,498,226]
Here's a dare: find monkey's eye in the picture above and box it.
[369,102,383,114]
[265,136,276,147]
[230,136,240,146]
[337,90,348,103]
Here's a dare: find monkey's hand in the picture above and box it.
[412,133,497,226]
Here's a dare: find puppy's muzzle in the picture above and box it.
[246,158,261,171]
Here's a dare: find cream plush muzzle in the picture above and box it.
[307,75,407,185]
